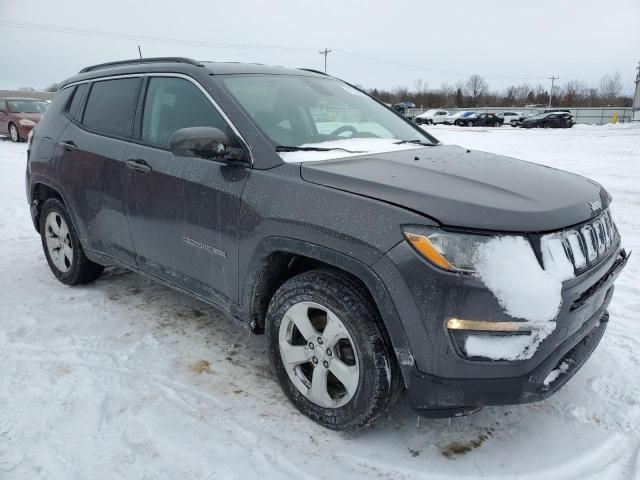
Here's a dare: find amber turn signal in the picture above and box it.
[403,232,453,271]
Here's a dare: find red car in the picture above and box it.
[0,97,49,142]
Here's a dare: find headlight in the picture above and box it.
[19,119,36,126]
[403,227,498,273]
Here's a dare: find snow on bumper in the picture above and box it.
[378,238,628,411]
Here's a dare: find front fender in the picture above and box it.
[240,236,413,385]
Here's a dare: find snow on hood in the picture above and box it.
[467,235,575,361]
[277,138,423,162]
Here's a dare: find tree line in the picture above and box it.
[367,71,632,108]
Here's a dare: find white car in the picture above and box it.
[442,110,475,125]
[414,109,449,125]
[497,111,523,123]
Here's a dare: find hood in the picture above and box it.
[15,113,43,122]
[300,145,608,232]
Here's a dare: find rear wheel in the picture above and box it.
[266,269,401,430]
[467,121,474,127]
[40,198,104,285]
[8,123,20,142]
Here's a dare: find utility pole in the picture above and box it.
[319,48,331,73]
[548,75,559,109]
[138,45,143,59]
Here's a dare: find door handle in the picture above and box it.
[59,140,78,152]
[126,159,152,173]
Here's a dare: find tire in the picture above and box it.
[39,198,104,285]
[8,123,20,142]
[467,121,474,127]
[266,269,402,431]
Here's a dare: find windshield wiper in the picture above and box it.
[394,139,436,146]
[275,145,364,153]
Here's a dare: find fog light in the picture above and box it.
[446,318,543,333]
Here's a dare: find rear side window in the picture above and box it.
[67,83,88,120]
[82,78,141,138]
[141,77,228,149]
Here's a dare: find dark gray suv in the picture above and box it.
[26,57,628,430]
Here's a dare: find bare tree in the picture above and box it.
[562,80,588,106]
[18,86,35,91]
[599,71,623,103]
[366,74,632,109]
[464,74,489,106]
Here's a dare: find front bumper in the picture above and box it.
[17,123,35,139]
[373,240,628,414]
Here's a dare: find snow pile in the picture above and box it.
[278,138,423,162]
[465,329,555,362]
[468,236,575,361]
[540,234,576,281]
[543,360,572,387]
[474,236,569,323]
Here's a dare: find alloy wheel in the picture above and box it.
[278,301,360,408]
[44,211,74,273]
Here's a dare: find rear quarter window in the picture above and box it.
[82,77,142,138]
[67,83,88,120]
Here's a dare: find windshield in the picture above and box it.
[220,74,436,156]
[7,100,48,114]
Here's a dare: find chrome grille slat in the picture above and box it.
[542,210,617,275]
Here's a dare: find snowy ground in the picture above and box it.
[0,124,639,479]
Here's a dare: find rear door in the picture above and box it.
[123,75,250,309]
[56,77,142,266]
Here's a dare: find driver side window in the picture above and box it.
[141,77,229,149]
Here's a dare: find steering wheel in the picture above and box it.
[328,125,358,139]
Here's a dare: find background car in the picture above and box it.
[414,109,449,125]
[0,97,48,142]
[497,111,523,123]
[521,112,574,128]
[442,110,475,125]
[455,112,503,127]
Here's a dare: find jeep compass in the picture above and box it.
[26,57,628,430]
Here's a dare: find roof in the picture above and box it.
[202,62,326,77]
[60,57,328,88]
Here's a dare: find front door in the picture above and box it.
[124,76,249,309]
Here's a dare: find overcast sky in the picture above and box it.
[1,0,639,94]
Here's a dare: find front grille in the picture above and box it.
[540,210,617,275]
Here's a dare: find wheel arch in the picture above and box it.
[30,180,67,233]
[241,237,412,385]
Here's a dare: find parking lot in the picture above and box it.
[0,123,639,479]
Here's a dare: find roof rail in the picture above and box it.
[298,68,329,76]
[79,57,203,74]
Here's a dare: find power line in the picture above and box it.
[332,49,549,81]
[1,19,554,83]
[318,48,331,73]
[0,20,317,53]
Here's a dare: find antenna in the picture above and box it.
[138,45,143,59]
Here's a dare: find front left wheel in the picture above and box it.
[8,123,20,142]
[266,269,402,430]
[39,198,104,285]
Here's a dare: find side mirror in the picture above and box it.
[169,127,247,163]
